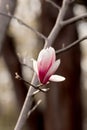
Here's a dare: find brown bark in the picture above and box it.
[42,1,82,130]
[0,0,16,50]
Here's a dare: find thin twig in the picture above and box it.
[0,11,47,41]
[27,100,42,117]
[32,88,49,96]
[56,36,87,54]
[14,1,71,130]
[15,72,47,93]
[46,0,60,10]
[61,13,87,27]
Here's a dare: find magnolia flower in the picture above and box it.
[32,47,65,84]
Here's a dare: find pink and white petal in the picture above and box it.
[38,52,52,72]
[46,59,60,77]
[50,59,61,73]
[38,47,55,67]
[43,59,60,83]
[32,58,38,74]
[37,47,56,77]
[49,75,65,82]
[37,49,46,62]
[48,47,56,63]
[38,47,55,64]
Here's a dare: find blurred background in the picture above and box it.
[0,0,87,130]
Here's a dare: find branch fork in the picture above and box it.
[0,1,86,130]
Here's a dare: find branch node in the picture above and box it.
[27,100,42,117]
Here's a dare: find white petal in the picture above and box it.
[49,59,60,73]
[49,75,65,82]
[31,58,38,74]
[45,59,60,77]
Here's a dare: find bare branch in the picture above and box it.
[15,72,47,93]
[32,88,49,96]
[44,0,71,48]
[56,36,87,54]
[27,100,42,117]
[14,1,72,130]
[46,0,60,10]
[61,13,87,26]
[0,11,47,41]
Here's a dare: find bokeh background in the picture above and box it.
[0,0,87,130]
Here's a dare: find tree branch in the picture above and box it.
[46,0,60,10]
[61,13,87,26]
[15,72,47,93]
[14,1,73,130]
[0,11,47,41]
[44,0,71,48]
[27,100,42,117]
[56,36,87,54]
